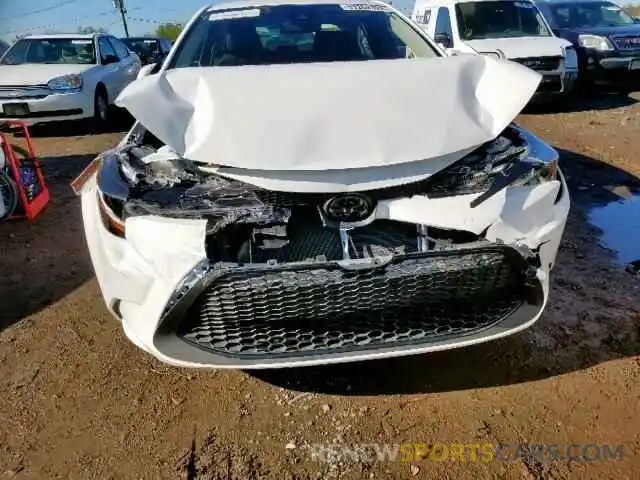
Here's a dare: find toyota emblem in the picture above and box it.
[323,193,375,223]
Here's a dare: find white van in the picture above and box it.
[411,0,579,98]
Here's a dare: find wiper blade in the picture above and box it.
[470,160,537,208]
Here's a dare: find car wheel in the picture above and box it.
[0,170,19,221]
[93,88,109,132]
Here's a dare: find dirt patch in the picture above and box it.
[0,100,639,479]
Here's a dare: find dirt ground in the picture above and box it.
[1,94,639,480]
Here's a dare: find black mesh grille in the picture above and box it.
[513,56,562,71]
[177,247,527,358]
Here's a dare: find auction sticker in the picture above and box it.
[209,8,261,21]
[340,3,389,11]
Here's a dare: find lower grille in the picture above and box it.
[513,56,561,71]
[538,75,562,93]
[177,247,528,358]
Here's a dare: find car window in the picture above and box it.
[110,37,130,59]
[455,0,551,40]
[98,37,117,62]
[434,7,453,37]
[123,38,163,59]
[168,3,439,68]
[0,37,97,65]
[161,39,173,53]
[549,1,635,28]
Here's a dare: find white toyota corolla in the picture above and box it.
[0,33,140,127]
[73,0,570,369]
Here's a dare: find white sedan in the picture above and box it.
[0,33,140,127]
[74,0,570,369]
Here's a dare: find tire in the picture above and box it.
[92,87,109,132]
[0,170,19,221]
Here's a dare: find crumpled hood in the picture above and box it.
[465,36,571,59]
[116,55,541,172]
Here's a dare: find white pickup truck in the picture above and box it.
[411,0,579,99]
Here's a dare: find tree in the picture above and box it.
[77,26,107,34]
[155,22,183,42]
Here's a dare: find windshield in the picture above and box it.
[122,38,160,57]
[0,38,97,65]
[546,2,635,28]
[456,1,551,40]
[169,3,439,68]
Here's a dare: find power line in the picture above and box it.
[0,0,83,22]
[5,11,116,36]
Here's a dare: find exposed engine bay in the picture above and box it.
[96,123,556,267]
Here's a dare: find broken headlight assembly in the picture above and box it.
[93,125,559,239]
[94,145,292,238]
[423,126,558,207]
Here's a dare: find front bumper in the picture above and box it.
[79,163,570,369]
[581,48,640,86]
[530,71,578,99]
[0,90,92,125]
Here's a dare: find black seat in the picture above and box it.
[313,30,363,62]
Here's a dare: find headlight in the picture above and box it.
[422,126,558,207]
[98,191,126,238]
[578,34,614,51]
[47,74,83,93]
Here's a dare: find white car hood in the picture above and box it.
[465,36,571,59]
[116,55,540,174]
[0,64,93,86]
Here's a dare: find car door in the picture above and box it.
[97,36,123,103]
[108,36,140,89]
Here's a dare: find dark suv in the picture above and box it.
[537,0,640,91]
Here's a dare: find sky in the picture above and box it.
[0,0,220,41]
[0,0,638,42]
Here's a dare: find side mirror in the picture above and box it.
[434,32,453,49]
[102,54,119,65]
[137,62,158,80]
[634,17,640,24]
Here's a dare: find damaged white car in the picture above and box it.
[73,0,570,369]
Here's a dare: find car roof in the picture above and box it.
[536,0,612,2]
[208,0,392,11]
[123,36,162,40]
[22,33,100,40]
[414,0,537,6]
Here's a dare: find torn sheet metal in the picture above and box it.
[115,55,541,171]
[199,149,468,193]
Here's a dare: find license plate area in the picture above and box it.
[2,103,30,117]
[630,59,640,70]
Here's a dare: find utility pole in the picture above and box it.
[113,0,130,37]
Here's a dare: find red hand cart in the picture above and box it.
[0,120,50,221]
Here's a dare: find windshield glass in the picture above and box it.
[456,1,551,40]
[122,38,160,57]
[169,3,439,68]
[0,38,97,65]
[546,2,635,28]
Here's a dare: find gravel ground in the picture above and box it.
[0,95,639,480]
